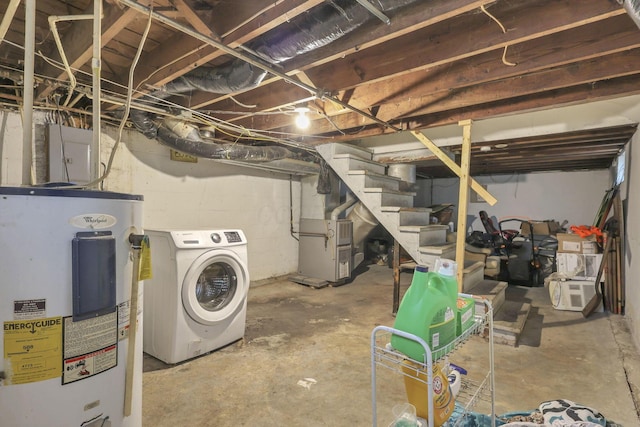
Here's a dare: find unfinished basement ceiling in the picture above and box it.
[0,0,638,175]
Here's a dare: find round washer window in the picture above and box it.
[195,262,237,312]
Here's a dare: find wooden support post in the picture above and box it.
[410,130,497,206]
[455,120,472,291]
[392,239,401,315]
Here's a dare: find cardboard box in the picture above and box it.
[520,220,561,236]
[556,253,603,280]
[456,297,475,337]
[556,233,598,254]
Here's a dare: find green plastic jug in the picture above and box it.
[391,263,458,361]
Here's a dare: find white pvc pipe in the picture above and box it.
[48,15,93,107]
[22,0,36,185]
[92,0,102,186]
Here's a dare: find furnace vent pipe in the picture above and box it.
[347,202,379,253]
[331,193,358,221]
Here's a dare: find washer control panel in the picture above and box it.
[168,229,247,248]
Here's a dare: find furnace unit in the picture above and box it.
[297,219,353,284]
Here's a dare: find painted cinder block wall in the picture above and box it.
[1,110,639,348]
[416,170,610,233]
[0,111,303,282]
[99,126,303,281]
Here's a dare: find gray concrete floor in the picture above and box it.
[142,264,640,426]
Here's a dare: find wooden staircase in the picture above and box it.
[316,142,530,346]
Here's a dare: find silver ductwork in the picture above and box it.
[157,118,315,162]
[622,0,640,29]
[127,0,419,161]
[347,202,379,254]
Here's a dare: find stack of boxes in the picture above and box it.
[548,233,603,312]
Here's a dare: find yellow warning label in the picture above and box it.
[139,235,152,281]
[3,316,63,385]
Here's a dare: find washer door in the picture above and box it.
[181,249,248,325]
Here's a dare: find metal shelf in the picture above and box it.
[371,295,496,427]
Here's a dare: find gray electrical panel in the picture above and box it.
[48,124,94,184]
[297,219,353,283]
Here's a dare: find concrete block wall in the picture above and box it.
[0,111,302,282]
[100,126,302,281]
[418,170,610,233]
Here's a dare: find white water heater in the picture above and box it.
[0,187,143,426]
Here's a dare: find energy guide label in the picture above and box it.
[3,317,63,385]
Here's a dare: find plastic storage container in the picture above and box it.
[390,262,458,361]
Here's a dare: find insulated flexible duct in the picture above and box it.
[622,0,640,29]
[157,119,316,162]
[251,0,416,63]
[128,0,418,161]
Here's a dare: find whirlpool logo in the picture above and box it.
[69,214,117,229]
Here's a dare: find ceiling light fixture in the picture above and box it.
[294,107,310,129]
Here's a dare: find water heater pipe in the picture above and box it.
[92,0,102,188]
[22,0,35,185]
[48,14,94,107]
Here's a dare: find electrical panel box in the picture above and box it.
[48,124,94,184]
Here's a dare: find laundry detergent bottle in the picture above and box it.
[390,262,458,361]
[400,360,455,426]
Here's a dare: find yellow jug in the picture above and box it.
[401,360,455,426]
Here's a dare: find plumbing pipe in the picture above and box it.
[48,15,94,107]
[92,0,102,187]
[22,0,35,185]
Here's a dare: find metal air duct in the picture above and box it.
[126,0,418,161]
[621,0,640,29]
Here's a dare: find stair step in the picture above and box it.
[381,206,432,226]
[398,224,449,246]
[416,242,457,270]
[363,188,415,207]
[348,170,402,191]
[462,260,485,292]
[467,280,508,315]
[492,300,531,347]
[329,143,373,160]
[418,241,456,255]
[333,154,386,174]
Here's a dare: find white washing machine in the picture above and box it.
[143,229,250,364]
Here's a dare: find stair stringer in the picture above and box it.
[316,143,445,268]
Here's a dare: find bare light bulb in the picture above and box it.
[294,108,310,129]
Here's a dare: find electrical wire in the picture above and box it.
[101,5,155,186]
[480,5,517,67]
[1,36,325,151]
[53,94,71,182]
[228,95,257,109]
[49,4,154,189]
